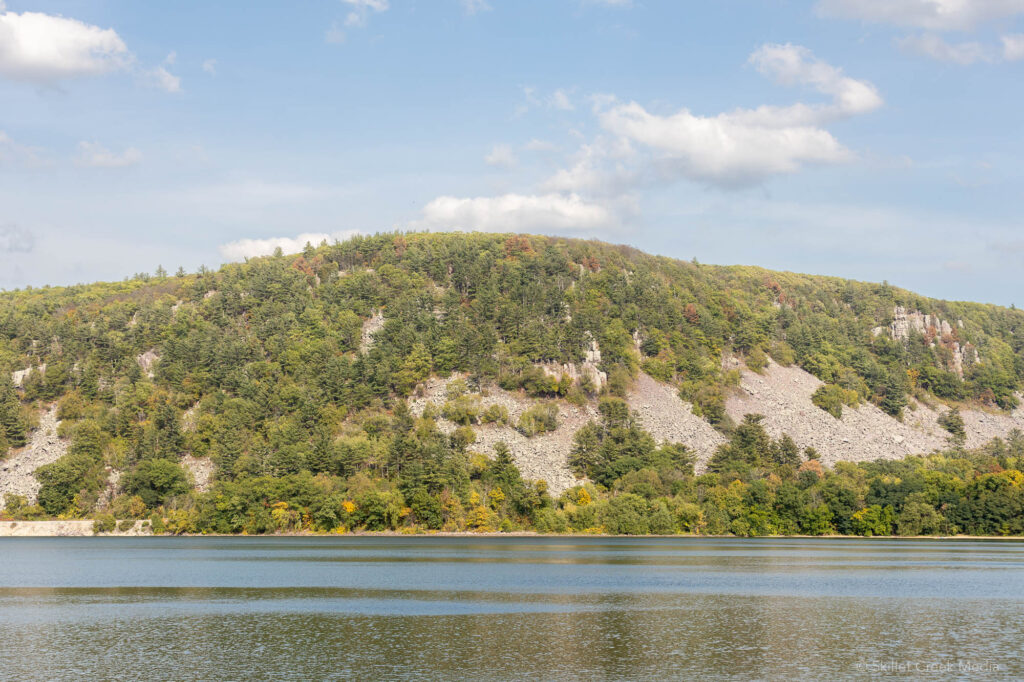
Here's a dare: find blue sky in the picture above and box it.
[1,1,1023,305]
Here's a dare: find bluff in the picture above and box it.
[1,232,1024,534]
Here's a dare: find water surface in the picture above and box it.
[1,536,1021,680]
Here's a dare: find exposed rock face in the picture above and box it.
[181,455,215,492]
[137,349,160,378]
[0,405,69,510]
[11,364,45,388]
[539,338,607,391]
[627,372,726,468]
[360,311,385,353]
[726,361,1024,466]
[873,306,978,377]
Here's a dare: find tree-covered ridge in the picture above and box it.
[2,231,1024,534]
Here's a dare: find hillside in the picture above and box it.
[2,232,1024,536]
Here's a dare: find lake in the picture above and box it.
[0,536,1022,680]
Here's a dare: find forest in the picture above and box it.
[2,231,1024,535]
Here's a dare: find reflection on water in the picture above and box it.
[0,537,1022,680]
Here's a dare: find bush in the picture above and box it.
[442,396,480,425]
[93,513,116,534]
[36,454,100,515]
[117,518,136,532]
[122,459,190,509]
[811,384,860,419]
[600,493,650,535]
[480,404,509,425]
[517,402,559,437]
[745,347,768,373]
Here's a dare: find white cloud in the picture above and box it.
[327,0,388,43]
[147,65,181,93]
[75,141,142,168]
[1004,33,1024,59]
[554,44,881,189]
[417,193,616,232]
[485,144,517,168]
[202,58,217,75]
[748,43,883,118]
[219,230,363,261]
[516,86,580,116]
[0,130,51,168]
[898,33,993,63]
[461,0,492,15]
[343,0,389,28]
[0,10,131,83]
[525,138,556,152]
[816,0,1024,31]
[551,89,574,111]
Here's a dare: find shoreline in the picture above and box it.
[3,520,1024,540]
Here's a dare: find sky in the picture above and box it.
[1,1,1023,305]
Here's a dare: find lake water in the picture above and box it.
[1,537,1022,680]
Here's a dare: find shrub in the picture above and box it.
[442,395,480,425]
[93,513,116,534]
[517,402,559,437]
[811,384,860,419]
[122,459,190,509]
[600,493,650,535]
[480,404,509,425]
[745,347,768,373]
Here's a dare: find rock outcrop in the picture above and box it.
[873,306,978,377]
[360,310,385,353]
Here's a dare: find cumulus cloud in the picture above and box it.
[897,33,994,63]
[816,0,1024,31]
[202,58,217,76]
[553,44,881,189]
[1004,33,1024,59]
[0,223,35,253]
[749,43,883,118]
[419,44,878,238]
[0,9,131,83]
[0,9,183,90]
[417,193,616,232]
[75,141,142,168]
[485,144,517,168]
[219,230,363,261]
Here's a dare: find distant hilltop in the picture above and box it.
[2,232,1024,536]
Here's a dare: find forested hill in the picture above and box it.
[2,232,1024,536]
